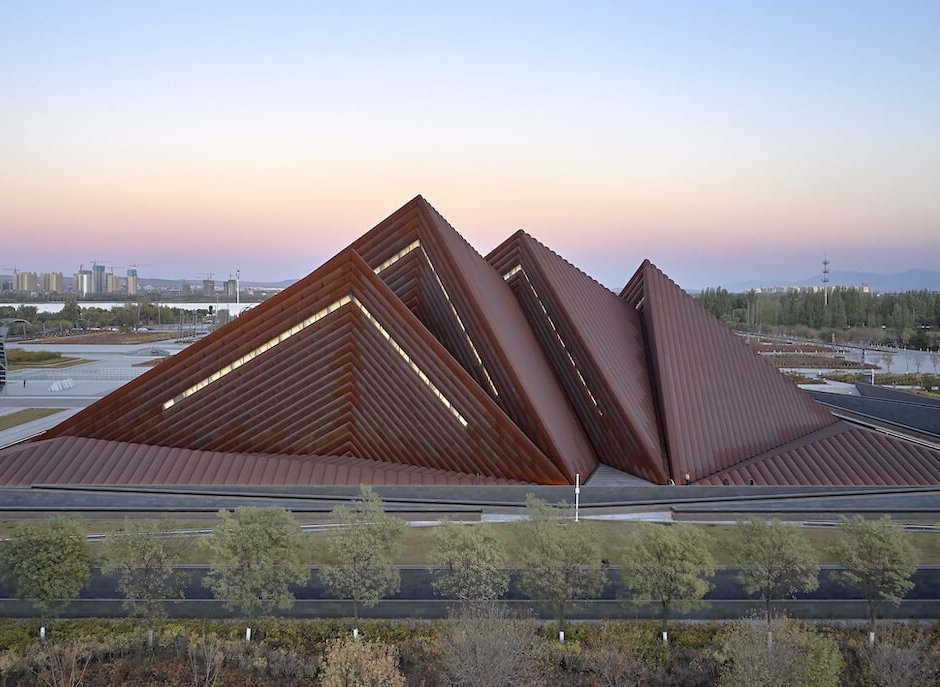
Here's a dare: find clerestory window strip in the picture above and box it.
[420,248,500,398]
[373,240,421,274]
[162,295,352,410]
[353,298,468,428]
[516,267,602,412]
[161,292,469,429]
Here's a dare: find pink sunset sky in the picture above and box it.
[2,2,938,290]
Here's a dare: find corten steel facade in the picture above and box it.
[3,196,940,487]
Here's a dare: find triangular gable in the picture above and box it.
[43,250,566,483]
[350,196,598,482]
[620,260,836,482]
[488,231,669,483]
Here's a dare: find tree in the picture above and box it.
[437,603,543,687]
[431,521,509,602]
[0,517,91,620]
[319,486,406,620]
[735,518,818,622]
[516,495,606,629]
[829,515,919,631]
[618,523,715,635]
[319,638,405,687]
[101,520,187,622]
[59,299,81,330]
[204,507,310,618]
[718,616,843,687]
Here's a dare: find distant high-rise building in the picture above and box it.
[106,272,121,293]
[91,263,107,294]
[223,278,237,298]
[13,271,38,293]
[41,272,64,293]
[73,269,93,296]
[180,282,192,297]
[202,278,215,296]
[126,269,138,295]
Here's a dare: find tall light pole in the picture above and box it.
[574,473,580,522]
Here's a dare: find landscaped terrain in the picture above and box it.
[0,408,66,432]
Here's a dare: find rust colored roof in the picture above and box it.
[698,422,940,486]
[0,437,518,486]
[620,260,837,483]
[5,197,935,488]
[41,249,567,484]
[487,231,668,483]
[350,196,598,482]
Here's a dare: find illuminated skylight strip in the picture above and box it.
[373,240,421,274]
[502,264,522,280]
[162,295,352,410]
[353,298,469,428]
[421,248,500,397]
[517,268,601,410]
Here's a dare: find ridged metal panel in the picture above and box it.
[487,231,669,483]
[0,437,518,486]
[39,249,566,484]
[350,196,598,483]
[698,422,940,486]
[620,260,836,483]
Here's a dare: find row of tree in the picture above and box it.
[0,490,921,636]
[0,300,199,335]
[697,287,940,347]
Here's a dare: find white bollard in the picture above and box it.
[558,630,565,643]
[662,631,668,644]
[869,631,875,646]
[353,628,359,640]
[246,627,252,642]
[40,626,46,642]
[767,631,773,648]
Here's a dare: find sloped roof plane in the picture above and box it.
[620,260,837,483]
[42,249,568,484]
[351,196,599,482]
[487,231,669,483]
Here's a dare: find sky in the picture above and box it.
[1,1,938,290]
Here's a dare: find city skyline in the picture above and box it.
[2,2,938,290]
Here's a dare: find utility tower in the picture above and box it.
[822,256,830,308]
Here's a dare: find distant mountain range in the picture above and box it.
[720,269,940,293]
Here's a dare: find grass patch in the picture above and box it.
[0,408,66,431]
[6,349,61,364]
[133,357,168,367]
[26,331,175,345]
[9,356,89,369]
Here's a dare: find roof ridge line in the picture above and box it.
[518,230,618,296]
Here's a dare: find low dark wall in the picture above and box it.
[3,566,940,621]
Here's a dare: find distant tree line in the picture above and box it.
[0,299,206,336]
[697,287,940,348]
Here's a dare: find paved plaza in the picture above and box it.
[0,338,188,448]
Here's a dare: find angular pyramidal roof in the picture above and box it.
[3,196,940,487]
